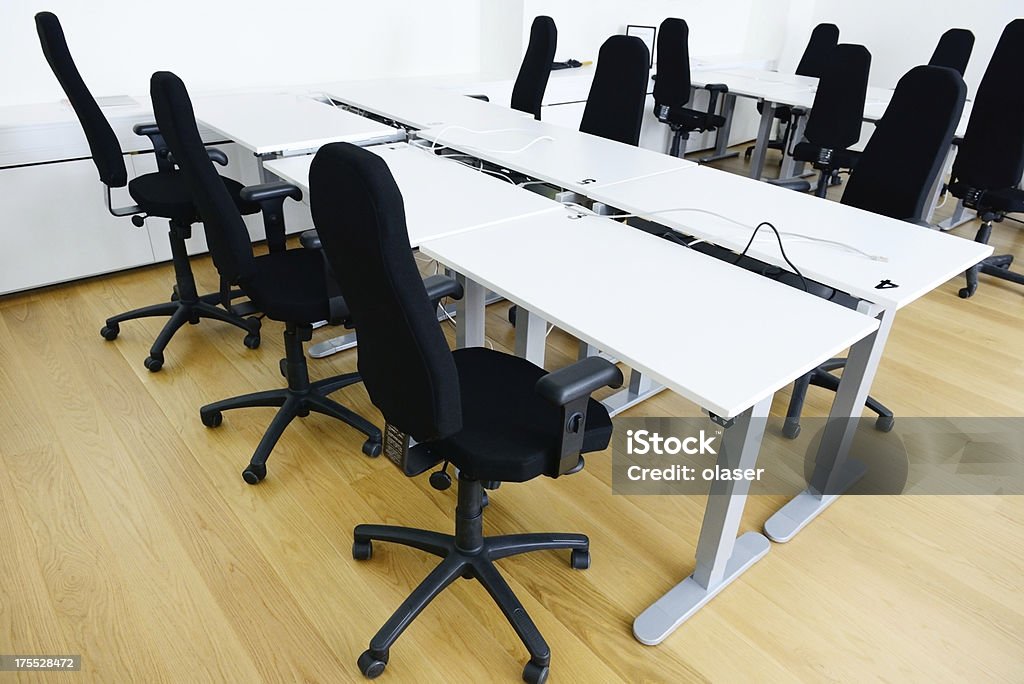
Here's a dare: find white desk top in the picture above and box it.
[193,92,402,156]
[691,68,814,101]
[416,119,696,192]
[263,142,562,246]
[322,81,535,132]
[420,209,879,418]
[586,166,992,310]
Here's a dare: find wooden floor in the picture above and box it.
[1,145,1022,683]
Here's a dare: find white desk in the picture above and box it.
[419,209,879,645]
[264,143,560,247]
[193,92,402,162]
[416,119,696,193]
[584,163,991,547]
[264,142,564,355]
[587,166,992,311]
[322,81,535,132]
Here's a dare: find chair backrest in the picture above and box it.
[35,12,128,188]
[579,35,650,146]
[951,19,1024,192]
[652,18,691,110]
[803,43,871,151]
[842,65,966,221]
[795,23,840,78]
[149,72,256,284]
[511,16,557,120]
[928,28,974,76]
[308,143,462,442]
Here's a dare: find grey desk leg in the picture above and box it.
[308,332,359,358]
[778,113,808,180]
[763,305,895,543]
[633,395,773,646]
[601,369,666,417]
[925,144,957,225]
[748,102,776,180]
[699,93,739,163]
[514,308,546,366]
[455,274,485,349]
[937,199,975,231]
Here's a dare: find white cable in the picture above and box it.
[561,203,888,262]
[424,124,554,155]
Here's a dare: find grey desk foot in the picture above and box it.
[763,459,866,543]
[308,331,358,358]
[633,531,770,646]
[601,369,665,417]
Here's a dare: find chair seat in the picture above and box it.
[792,142,860,169]
[241,248,347,325]
[128,171,260,223]
[436,347,613,483]
[658,105,725,132]
[948,181,1024,214]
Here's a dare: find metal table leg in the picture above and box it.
[763,304,895,543]
[633,395,773,645]
[699,93,739,163]
[455,274,485,348]
[748,102,776,180]
[514,307,546,366]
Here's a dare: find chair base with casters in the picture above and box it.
[353,474,589,684]
[782,359,894,439]
[200,321,382,484]
[789,143,858,197]
[953,203,1024,299]
[101,217,261,372]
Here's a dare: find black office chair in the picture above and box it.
[652,18,728,158]
[510,16,557,120]
[745,23,840,162]
[149,70,390,482]
[579,35,650,146]
[789,43,871,197]
[772,65,966,437]
[307,141,622,683]
[928,28,974,76]
[35,12,263,372]
[945,20,1024,299]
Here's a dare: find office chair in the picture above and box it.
[149,70,389,482]
[652,18,728,158]
[307,141,623,683]
[744,23,840,162]
[510,16,557,120]
[928,28,974,76]
[35,12,263,372]
[579,35,650,146]
[945,20,1024,298]
[771,65,966,437]
[789,44,871,197]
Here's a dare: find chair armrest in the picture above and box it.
[240,182,303,253]
[133,121,173,173]
[535,357,623,475]
[768,178,812,193]
[702,83,728,116]
[535,356,623,407]
[132,122,160,137]
[422,274,464,306]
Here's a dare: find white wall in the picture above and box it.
[517,0,791,68]
[4,0,483,107]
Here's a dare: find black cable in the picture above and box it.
[732,221,809,292]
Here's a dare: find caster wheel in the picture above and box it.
[958,287,975,299]
[297,408,310,418]
[352,539,373,561]
[429,470,452,490]
[100,324,120,341]
[201,410,223,428]
[189,314,201,325]
[243,333,261,350]
[144,354,164,372]
[507,305,518,326]
[570,549,590,570]
[362,439,382,457]
[782,421,801,439]
[522,661,549,684]
[246,316,262,332]
[357,650,387,679]
[875,415,895,433]
[242,463,267,485]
